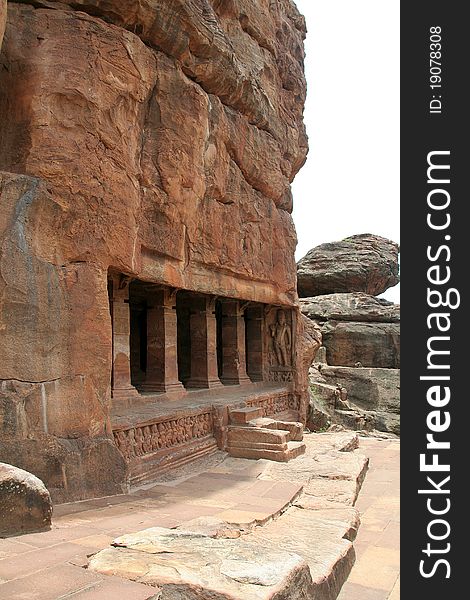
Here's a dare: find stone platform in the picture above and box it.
[0,433,401,599]
[111,383,301,486]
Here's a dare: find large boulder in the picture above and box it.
[297,234,399,297]
[321,321,400,368]
[300,293,400,323]
[0,462,52,536]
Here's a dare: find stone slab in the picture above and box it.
[229,407,265,424]
[227,427,290,445]
[89,528,315,599]
[249,418,304,442]
[227,441,305,463]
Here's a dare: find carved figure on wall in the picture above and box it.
[142,426,152,453]
[151,424,160,450]
[115,430,132,461]
[134,428,145,456]
[334,385,351,411]
[128,429,136,456]
[270,309,292,366]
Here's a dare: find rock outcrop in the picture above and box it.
[300,292,400,323]
[295,313,323,422]
[321,321,400,369]
[297,234,399,298]
[299,238,400,436]
[0,462,52,536]
[0,1,309,501]
[310,367,400,436]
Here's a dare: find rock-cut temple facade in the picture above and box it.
[0,0,316,503]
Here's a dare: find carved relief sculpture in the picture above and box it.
[113,412,214,462]
[270,309,292,366]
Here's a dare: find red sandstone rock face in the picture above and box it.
[297,234,400,297]
[0,2,307,500]
[295,313,322,422]
[0,2,306,300]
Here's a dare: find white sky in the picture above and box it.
[292,0,400,303]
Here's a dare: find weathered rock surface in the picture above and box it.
[0,1,308,500]
[297,234,400,297]
[251,508,355,600]
[295,313,322,422]
[300,288,400,434]
[315,366,400,435]
[89,527,316,599]
[0,0,6,51]
[322,321,400,368]
[300,293,400,323]
[0,2,306,294]
[0,462,52,536]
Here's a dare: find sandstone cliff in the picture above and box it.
[0,0,308,501]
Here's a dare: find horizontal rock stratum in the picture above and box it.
[300,293,400,323]
[297,234,400,297]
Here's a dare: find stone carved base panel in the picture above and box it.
[112,390,301,486]
[113,411,217,487]
[246,392,300,420]
[129,437,218,487]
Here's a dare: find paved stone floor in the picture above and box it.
[0,453,301,599]
[0,436,399,599]
[338,438,400,600]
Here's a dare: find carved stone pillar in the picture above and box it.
[186,296,223,389]
[245,305,265,382]
[220,300,251,385]
[110,276,139,400]
[140,288,185,394]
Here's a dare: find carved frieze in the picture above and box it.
[113,412,214,462]
[247,392,300,416]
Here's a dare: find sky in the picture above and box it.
[292,0,400,303]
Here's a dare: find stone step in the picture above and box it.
[227,441,306,462]
[248,417,304,442]
[227,426,290,446]
[229,406,265,424]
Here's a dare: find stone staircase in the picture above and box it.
[226,406,306,462]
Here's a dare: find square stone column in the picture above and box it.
[220,300,251,385]
[186,296,223,389]
[245,305,265,382]
[140,288,185,394]
[110,276,139,400]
